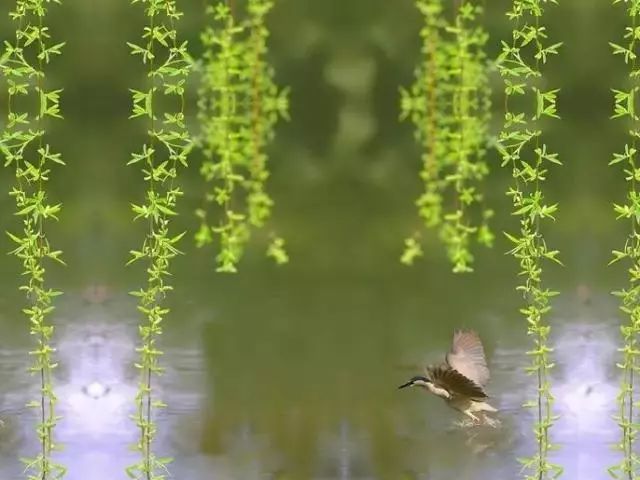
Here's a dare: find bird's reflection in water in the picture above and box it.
[461,424,501,456]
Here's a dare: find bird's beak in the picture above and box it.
[398,380,413,389]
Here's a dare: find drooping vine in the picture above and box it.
[195,0,289,273]
[400,0,493,273]
[497,1,563,479]
[609,1,640,478]
[126,0,192,478]
[0,1,66,478]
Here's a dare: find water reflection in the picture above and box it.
[316,420,370,479]
[55,300,138,480]
[552,319,620,478]
[0,292,206,480]
[0,341,31,480]
[0,286,628,479]
[490,306,621,480]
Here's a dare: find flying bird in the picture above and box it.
[398,329,499,427]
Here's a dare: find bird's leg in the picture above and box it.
[481,414,501,428]
[463,411,480,426]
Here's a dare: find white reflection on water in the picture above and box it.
[317,420,371,479]
[0,295,208,480]
[54,310,139,480]
[492,318,621,479]
[551,320,620,479]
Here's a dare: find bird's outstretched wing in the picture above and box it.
[427,365,487,399]
[445,329,490,387]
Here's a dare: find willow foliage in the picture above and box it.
[0,1,67,478]
[497,0,563,478]
[195,0,289,273]
[609,0,640,477]
[400,0,493,273]
[126,0,192,478]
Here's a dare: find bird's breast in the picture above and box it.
[425,383,452,399]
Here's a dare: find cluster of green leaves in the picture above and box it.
[609,1,640,478]
[400,0,493,273]
[497,1,563,479]
[126,0,192,478]
[0,1,66,478]
[195,0,289,273]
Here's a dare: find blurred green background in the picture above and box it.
[0,1,634,479]
[0,0,627,284]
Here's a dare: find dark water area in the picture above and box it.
[0,0,635,479]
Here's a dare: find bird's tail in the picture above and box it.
[476,401,497,413]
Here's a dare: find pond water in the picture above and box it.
[0,254,627,479]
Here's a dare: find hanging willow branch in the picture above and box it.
[400,0,493,273]
[0,1,66,478]
[126,0,192,478]
[609,1,640,478]
[195,0,289,273]
[497,1,563,479]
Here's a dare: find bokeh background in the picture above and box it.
[0,1,632,479]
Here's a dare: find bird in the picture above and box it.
[398,329,499,427]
